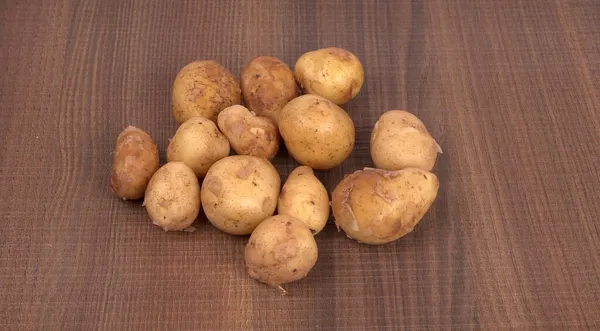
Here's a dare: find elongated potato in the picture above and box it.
[167,116,230,178]
[245,215,318,286]
[217,105,279,160]
[277,166,329,234]
[278,94,355,170]
[201,155,280,235]
[144,162,201,231]
[110,126,159,200]
[294,47,364,105]
[332,168,439,245]
[172,60,241,123]
[241,56,297,123]
[370,110,441,171]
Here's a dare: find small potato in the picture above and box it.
[217,105,279,160]
[245,215,318,286]
[277,166,329,234]
[370,110,441,171]
[241,56,297,123]
[110,126,159,200]
[331,167,439,245]
[167,117,230,178]
[172,60,241,123]
[294,47,364,105]
[144,162,201,231]
[278,94,355,170]
[201,155,280,235]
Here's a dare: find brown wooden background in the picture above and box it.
[1,0,599,329]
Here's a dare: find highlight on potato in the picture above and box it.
[294,47,364,105]
[331,167,439,245]
[278,94,355,170]
[172,60,241,124]
[144,161,201,231]
[370,110,442,171]
[217,105,280,160]
[277,166,330,234]
[201,155,280,235]
[244,215,318,287]
[241,56,297,123]
[167,116,230,178]
[110,126,159,200]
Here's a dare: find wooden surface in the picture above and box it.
[1,0,599,329]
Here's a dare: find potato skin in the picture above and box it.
[144,162,201,231]
[332,168,439,245]
[110,126,159,200]
[167,116,230,178]
[370,110,440,171]
[277,166,330,234]
[245,215,318,286]
[201,155,280,235]
[294,47,364,105]
[172,60,241,123]
[278,94,355,170]
[217,105,279,160]
[241,56,297,123]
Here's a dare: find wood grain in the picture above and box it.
[1,0,599,329]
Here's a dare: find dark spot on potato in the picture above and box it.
[309,200,315,205]
[255,74,261,78]
[423,174,427,179]
[292,268,297,273]
[286,221,291,226]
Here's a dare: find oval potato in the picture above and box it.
[144,162,201,231]
[217,105,279,160]
[241,56,297,123]
[167,116,230,178]
[201,155,280,235]
[277,166,329,234]
[110,126,159,200]
[331,167,439,245]
[294,47,364,105]
[278,94,355,170]
[370,110,440,171]
[245,215,318,286]
[172,60,241,123]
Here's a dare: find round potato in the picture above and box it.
[201,155,280,235]
[332,167,439,245]
[241,56,297,123]
[110,126,159,200]
[245,215,318,286]
[144,162,201,231]
[217,105,279,160]
[294,47,364,105]
[370,110,441,171]
[167,117,230,178]
[172,60,241,123]
[277,166,329,234]
[278,94,355,170]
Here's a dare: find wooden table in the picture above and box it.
[1,0,599,329]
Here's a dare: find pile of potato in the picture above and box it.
[110,47,441,291]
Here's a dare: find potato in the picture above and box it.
[277,166,329,234]
[331,167,439,245]
[110,126,159,200]
[171,60,241,123]
[217,105,279,160]
[201,155,280,235]
[241,56,297,123]
[278,94,355,170]
[144,162,201,231]
[370,110,441,171]
[245,215,318,286]
[294,47,364,105]
[167,116,230,178]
